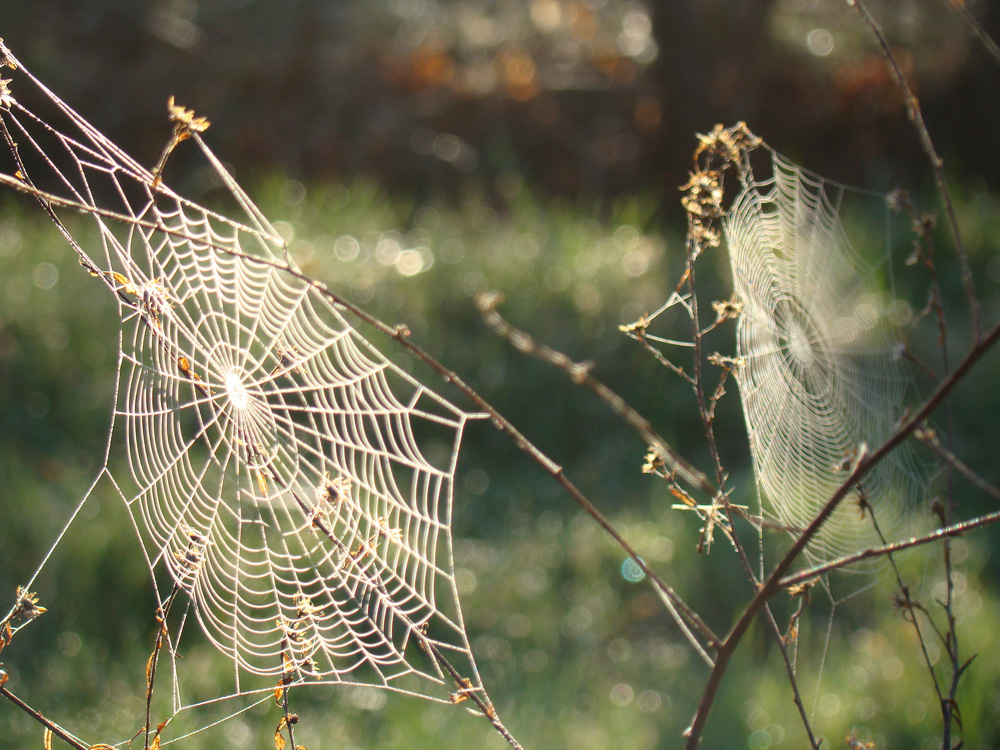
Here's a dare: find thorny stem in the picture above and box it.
[684,319,1000,748]
[848,0,981,341]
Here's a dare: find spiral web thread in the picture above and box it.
[723,148,927,569]
[0,42,496,732]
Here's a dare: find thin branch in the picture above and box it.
[0,683,89,750]
[141,587,179,750]
[917,426,1000,501]
[475,291,716,499]
[279,680,298,750]
[779,508,1000,588]
[683,318,1000,748]
[848,0,981,340]
[939,0,1000,68]
[868,495,946,707]
[762,606,822,749]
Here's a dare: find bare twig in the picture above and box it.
[780,508,1000,588]
[917,425,1000,502]
[848,0,981,340]
[939,0,1000,68]
[475,292,716,498]
[867,495,946,709]
[139,587,180,750]
[0,682,89,750]
[278,680,298,750]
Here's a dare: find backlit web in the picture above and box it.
[723,148,927,568]
[0,41,492,732]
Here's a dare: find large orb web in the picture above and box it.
[723,150,927,568]
[0,41,500,736]
[114,199,478,695]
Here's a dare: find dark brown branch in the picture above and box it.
[780,508,1000,588]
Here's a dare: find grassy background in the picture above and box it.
[1,161,999,750]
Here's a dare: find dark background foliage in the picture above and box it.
[3,0,999,200]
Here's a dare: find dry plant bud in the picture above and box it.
[0,78,14,109]
[690,222,721,248]
[846,728,877,749]
[618,313,650,336]
[10,587,46,624]
[786,579,816,599]
[711,297,742,322]
[166,96,210,133]
[641,446,667,477]
[680,170,724,218]
[693,121,762,167]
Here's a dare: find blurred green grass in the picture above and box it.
[1,172,999,750]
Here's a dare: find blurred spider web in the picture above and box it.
[724,147,928,570]
[0,41,506,745]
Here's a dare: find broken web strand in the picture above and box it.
[0,42,521,748]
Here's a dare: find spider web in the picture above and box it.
[723,148,927,568]
[0,42,494,736]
